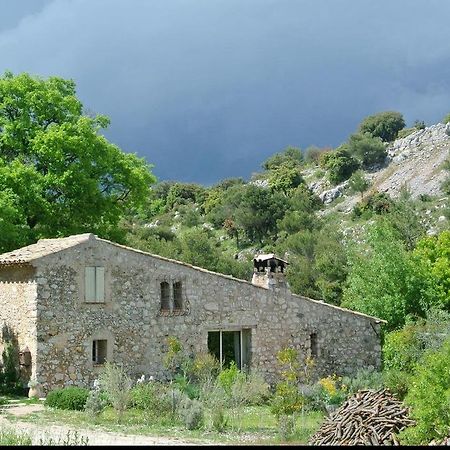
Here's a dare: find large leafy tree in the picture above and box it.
[0,72,155,251]
[358,111,405,142]
[347,132,387,167]
[341,221,430,331]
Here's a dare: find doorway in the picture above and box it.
[207,329,251,370]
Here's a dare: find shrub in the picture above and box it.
[45,386,89,411]
[0,428,32,445]
[348,169,370,199]
[84,385,106,420]
[98,362,133,422]
[270,382,304,418]
[319,146,359,184]
[173,374,200,400]
[211,405,228,432]
[399,339,450,445]
[340,368,384,395]
[177,396,204,430]
[358,111,405,142]
[189,352,220,385]
[382,368,410,400]
[347,132,387,167]
[383,324,423,373]
[304,146,331,164]
[217,361,241,396]
[130,381,172,415]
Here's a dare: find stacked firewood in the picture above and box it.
[308,388,415,446]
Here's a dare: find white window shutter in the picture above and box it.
[85,267,96,302]
[95,267,105,302]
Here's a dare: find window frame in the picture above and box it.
[92,339,108,365]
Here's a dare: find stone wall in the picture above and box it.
[29,236,381,393]
[0,265,38,383]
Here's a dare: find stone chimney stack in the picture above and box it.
[251,253,289,290]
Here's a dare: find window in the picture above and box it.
[207,329,251,370]
[92,339,107,364]
[310,332,318,358]
[160,282,170,311]
[173,281,183,311]
[85,266,105,302]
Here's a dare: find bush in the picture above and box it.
[340,368,384,395]
[177,396,204,430]
[382,369,410,400]
[217,361,241,396]
[98,362,133,422]
[304,146,331,164]
[383,324,423,373]
[352,191,393,219]
[319,146,359,185]
[84,386,106,420]
[130,381,173,415]
[45,386,89,411]
[189,352,220,385]
[347,132,387,167]
[358,111,405,142]
[270,382,304,418]
[399,339,450,445]
[0,428,32,445]
[173,374,200,400]
[316,374,347,407]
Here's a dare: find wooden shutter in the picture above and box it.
[95,267,105,302]
[85,267,96,302]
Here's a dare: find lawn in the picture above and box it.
[2,398,324,445]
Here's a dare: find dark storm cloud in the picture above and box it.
[1,0,450,184]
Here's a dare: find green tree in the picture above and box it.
[166,182,207,209]
[442,112,450,124]
[0,72,155,251]
[342,221,430,331]
[347,132,387,167]
[262,146,303,170]
[399,339,450,445]
[358,111,405,142]
[412,230,450,311]
[267,162,304,195]
[178,227,219,271]
[348,169,370,199]
[319,145,359,184]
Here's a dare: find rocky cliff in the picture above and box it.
[310,122,450,212]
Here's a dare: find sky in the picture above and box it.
[1,0,450,185]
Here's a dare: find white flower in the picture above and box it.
[93,379,100,389]
[149,375,154,382]
[136,374,146,384]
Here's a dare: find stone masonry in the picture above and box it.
[0,233,384,394]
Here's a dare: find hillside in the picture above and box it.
[308,122,450,214]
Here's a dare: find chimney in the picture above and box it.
[251,253,289,290]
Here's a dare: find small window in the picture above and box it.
[92,339,107,364]
[310,332,318,358]
[160,282,170,311]
[85,266,105,302]
[173,281,183,311]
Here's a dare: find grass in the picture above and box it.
[4,400,324,445]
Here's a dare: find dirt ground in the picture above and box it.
[0,403,213,446]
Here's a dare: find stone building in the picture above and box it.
[0,233,384,394]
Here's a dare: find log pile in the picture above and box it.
[308,388,415,446]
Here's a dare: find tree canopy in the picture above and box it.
[358,111,405,142]
[0,72,155,251]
